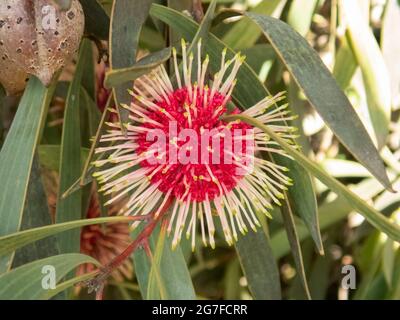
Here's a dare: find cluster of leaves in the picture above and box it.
[0,0,399,300]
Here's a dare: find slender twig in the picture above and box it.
[95,284,105,300]
[82,197,173,299]
[80,95,112,186]
[192,0,204,23]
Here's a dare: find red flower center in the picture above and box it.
[136,87,253,202]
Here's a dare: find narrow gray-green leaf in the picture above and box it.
[278,155,323,254]
[132,224,196,300]
[383,238,395,287]
[285,84,322,253]
[41,271,97,300]
[187,0,217,59]
[235,230,281,300]
[110,0,152,125]
[12,156,64,299]
[12,156,60,268]
[333,38,358,90]
[241,44,276,75]
[382,0,400,109]
[342,0,391,149]
[0,254,99,300]
[280,199,311,299]
[105,47,171,89]
[79,0,110,40]
[287,0,318,36]
[81,43,96,100]
[83,90,101,142]
[245,12,392,191]
[150,4,265,106]
[147,224,169,300]
[0,216,133,258]
[0,76,56,273]
[56,39,92,254]
[321,158,372,178]
[167,0,192,45]
[38,144,89,172]
[222,0,286,50]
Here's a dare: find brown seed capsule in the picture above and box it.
[0,0,84,87]
[0,56,28,96]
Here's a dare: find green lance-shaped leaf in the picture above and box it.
[189,1,217,48]
[41,271,98,300]
[287,0,318,37]
[280,198,311,299]
[147,223,169,300]
[224,114,400,243]
[150,4,263,106]
[56,39,92,255]
[132,224,196,300]
[12,156,65,299]
[12,156,60,268]
[383,237,396,288]
[277,153,323,255]
[80,41,96,104]
[0,216,134,258]
[105,47,172,89]
[187,0,217,80]
[321,158,372,178]
[341,0,391,149]
[79,0,110,40]
[241,44,276,75]
[333,38,358,90]
[382,0,400,109]
[167,0,192,44]
[244,12,392,191]
[0,76,56,273]
[38,145,89,172]
[0,254,99,300]
[235,229,281,300]
[222,0,286,50]
[110,0,153,126]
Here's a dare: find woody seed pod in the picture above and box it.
[0,0,84,89]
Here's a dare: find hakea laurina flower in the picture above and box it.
[93,39,297,250]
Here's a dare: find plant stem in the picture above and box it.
[192,0,204,23]
[83,197,173,299]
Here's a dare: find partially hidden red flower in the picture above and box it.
[77,195,133,282]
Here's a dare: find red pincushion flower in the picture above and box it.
[135,86,253,203]
[93,40,296,250]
